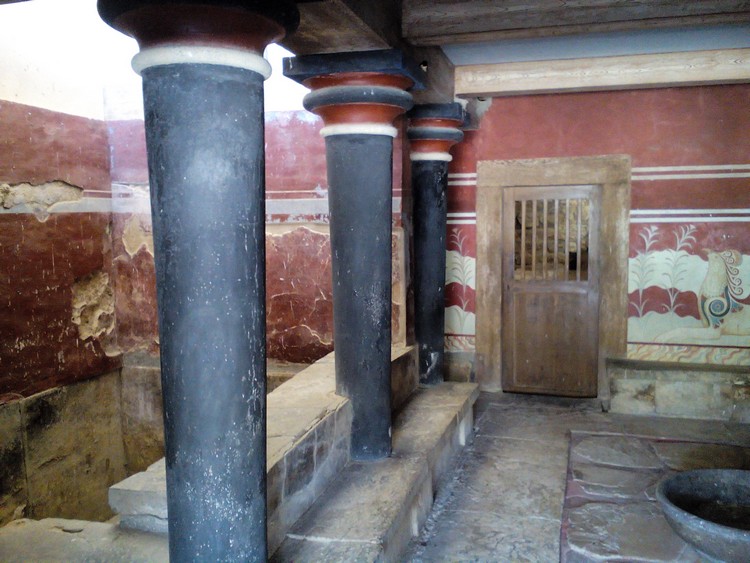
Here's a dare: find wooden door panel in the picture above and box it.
[507,291,598,395]
[502,185,600,397]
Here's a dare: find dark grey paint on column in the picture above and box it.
[326,134,394,460]
[142,63,267,561]
[412,159,449,384]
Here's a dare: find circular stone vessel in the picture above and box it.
[656,469,750,562]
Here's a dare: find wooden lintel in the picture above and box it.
[455,48,750,98]
[403,0,750,46]
[406,13,750,46]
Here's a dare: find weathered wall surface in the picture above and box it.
[0,372,127,526]
[0,101,120,400]
[110,110,412,363]
[446,84,750,367]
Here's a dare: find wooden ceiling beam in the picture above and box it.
[282,0,455,103]
[455,48,750,97]
[403,0,750,45]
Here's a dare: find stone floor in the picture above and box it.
[406,392,750,562]
[3,391,750,562]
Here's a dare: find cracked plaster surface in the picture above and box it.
[0,181,83,221]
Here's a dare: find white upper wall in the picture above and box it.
[0,0,307,120]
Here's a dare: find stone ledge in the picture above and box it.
[272,381,478,562]
[109,346,418,555]
[608,360,750,423]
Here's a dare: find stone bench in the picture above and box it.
[109,345,418,554]
[607,357,750,423]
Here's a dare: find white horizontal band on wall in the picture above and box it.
[132,45,272,78]
[320,124,398,138]
[631,208,750,216]
[632,172,750,181]
[411,152,453,162]
[630,216,750,223]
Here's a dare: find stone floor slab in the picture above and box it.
[0,518,168,562]
[568,463,662,501]
[563,502,701,562]
[651,441,750,471]
[411,509,560,562]
[571,435,662,469]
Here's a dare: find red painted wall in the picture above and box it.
[0,101,119,399]
[445,84,750,360]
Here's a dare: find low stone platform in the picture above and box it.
[0,517,168,562]
[0,373,476,561]
[608,358,750,422]
[272,381,478,561]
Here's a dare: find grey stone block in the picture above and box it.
[391,345,418,412]
[0,518,169,562]
[283,430,316,498]
[109,459,168,534]
[609,378,656,415]
[655,380,733,420]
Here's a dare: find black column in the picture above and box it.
[284,51,423,459]
[327,133,395,459]
[144,62,268,561]
[408,104,465,385]
[97,2,298,560]
[412,158,449,383]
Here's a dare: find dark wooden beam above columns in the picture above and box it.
[282,0,455,103]
[403,0,750,46]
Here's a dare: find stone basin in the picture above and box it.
[656,469,750,563]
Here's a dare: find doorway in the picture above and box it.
[502,184,600,396]
[475,156,631,402]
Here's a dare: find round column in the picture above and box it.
[408,104,464,385]
[301,70,413,459]
[97,2,298,560]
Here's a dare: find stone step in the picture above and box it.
[107,347,418,553]
[271,382,478,562]
[0,379,477,562]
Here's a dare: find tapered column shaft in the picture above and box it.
[284,51,423,459]
[327,133,394,458]
[97,2,298,559]
[144,62,267,560]
[408,104,465,384]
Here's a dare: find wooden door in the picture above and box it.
[501,185,601,397]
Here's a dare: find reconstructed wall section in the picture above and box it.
[445,85,750,377]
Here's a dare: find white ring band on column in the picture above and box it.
[411,152,453,162]
[132,45,272,79]
[320,124,398,138]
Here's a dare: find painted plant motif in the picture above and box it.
[661,225,697,314]
[627,223,750,360]
[445,227,476,338]
[630,225,659,317]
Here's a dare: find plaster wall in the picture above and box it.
[446,84,750,369]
